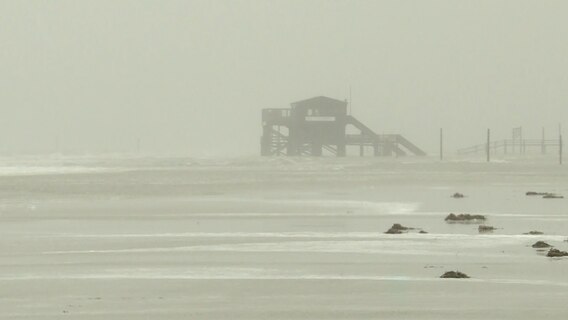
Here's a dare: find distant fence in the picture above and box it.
[457,139,560,155]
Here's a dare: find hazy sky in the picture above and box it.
[1,0,567,156]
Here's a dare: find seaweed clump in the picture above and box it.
[445,213,486,223]
[526,191,550,196]
[384,223,413,234]
[547,249,568,257]
[543,194,564,199]
[440,271,470,279]
[532,241,552,249]
[478,225,496,233]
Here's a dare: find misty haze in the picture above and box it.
[1,1,568,319]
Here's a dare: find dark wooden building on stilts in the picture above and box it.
[261,96,426,157]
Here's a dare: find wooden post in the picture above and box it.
[558,123,563,165]
[560,134,563,165]
[337,143,346,157]
[486,129,490,162]
[560,124,563,165]
[439,128,443,161]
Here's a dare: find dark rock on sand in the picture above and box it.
[532,241,552,248]
[543,194,564,199]
[445,213,486,222]
[440,271,470,279]
[419,230,428,234]
[478,225,496,233]
[526,191,550,196]
[524,231,544,235]
[546,248,568,257]
[385,223,413,234]
[451,193,465,198]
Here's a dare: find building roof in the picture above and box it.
[290,96,347,109]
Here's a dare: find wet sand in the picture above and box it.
[1,157,567,319]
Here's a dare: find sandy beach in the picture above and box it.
[1,156,567,319]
